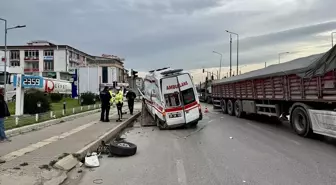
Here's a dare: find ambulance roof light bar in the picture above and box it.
[149,67,170,73]
[161,69,183,76]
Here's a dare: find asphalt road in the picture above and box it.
[77,105,336,185]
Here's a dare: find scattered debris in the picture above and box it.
[243,180,246,183]
[49,160,57,167]
[152,129,155,131]
[77,169,83,173]
[13,167,21,170]
[19,162,29,166]
[230,137,233,139]
[58,153,70,160]
[0,159,6,164]
[39,164,51,171]
[85,152,100,168]
[93,179,103,184]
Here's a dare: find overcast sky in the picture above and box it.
[2,0,336,83]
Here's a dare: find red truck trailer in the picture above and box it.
[212,46,336,138]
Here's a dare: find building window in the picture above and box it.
[10,61,20,67]
[32,62,39,69]
[44,60,54,71]
[24,50,39,58]
[10,50,20,60]
[42,72,57,79]
[102,67,108,83]
[44,50,54,56]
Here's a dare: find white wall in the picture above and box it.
[78,67,100,94]
[54,49,67,72]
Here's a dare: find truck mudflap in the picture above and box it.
[308,109,336,138]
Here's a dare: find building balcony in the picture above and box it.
[9,58,20,61]
[24,57,39,62]
[24,68,39,72]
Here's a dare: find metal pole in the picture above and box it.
[236,34,239,76]
[3,20,7,101]
[332,33,334,48]
[229,34,232,77]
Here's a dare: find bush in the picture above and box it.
[24,89,51,114]
[80,92,98,105]
[49,93,63,102]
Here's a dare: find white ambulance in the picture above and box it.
[143,68,202,129]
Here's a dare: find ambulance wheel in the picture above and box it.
[189,121,198,128]
[227,100,234,116]
[156,117,168,130]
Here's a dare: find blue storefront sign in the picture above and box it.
[43,56,54,60]
[71,69,78,98]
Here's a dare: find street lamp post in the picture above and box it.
[278,52,290,64]
[212,51,222,79]
[332,32,336,48]
[226,30,239,77]
[0,18,26,101]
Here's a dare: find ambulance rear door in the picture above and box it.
[177,73,200,124]
[161,76,185,127]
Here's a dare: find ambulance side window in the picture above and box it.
[164,92,181,107]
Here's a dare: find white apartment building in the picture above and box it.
[0,41,127,83]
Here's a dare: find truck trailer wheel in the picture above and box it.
[291,106,311,137]
[221,99,227,114]
[227,100,234,116]
[234,100,244,118]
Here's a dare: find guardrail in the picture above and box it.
[5,103,101,130]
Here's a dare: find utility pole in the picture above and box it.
[0,18,26,101]
[229,34,232,77]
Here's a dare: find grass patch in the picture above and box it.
[5,99,100,130]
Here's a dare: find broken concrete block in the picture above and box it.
[54,155,79,171]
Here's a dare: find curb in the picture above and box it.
[54,112,141,171]
[75,111,141,159]
[5,109,101,137]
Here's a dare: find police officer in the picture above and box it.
[115,87,124,121]
[100,86,112,122]
[126,89,136,115]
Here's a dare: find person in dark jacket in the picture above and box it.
[0,93,11,142]
[100,86,112,122]
[126,89,136,115]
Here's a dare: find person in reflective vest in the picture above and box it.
[109,88,116,106]
[115,87,124,121]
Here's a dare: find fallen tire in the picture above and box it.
[109,141,137,157]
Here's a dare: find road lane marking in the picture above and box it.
[176,159,187,185]
[0,109,126,162]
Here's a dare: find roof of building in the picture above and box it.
[0,41,124,63]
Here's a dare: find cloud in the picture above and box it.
[1,0,336,81]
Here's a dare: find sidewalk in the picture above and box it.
[0,103,141,185]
